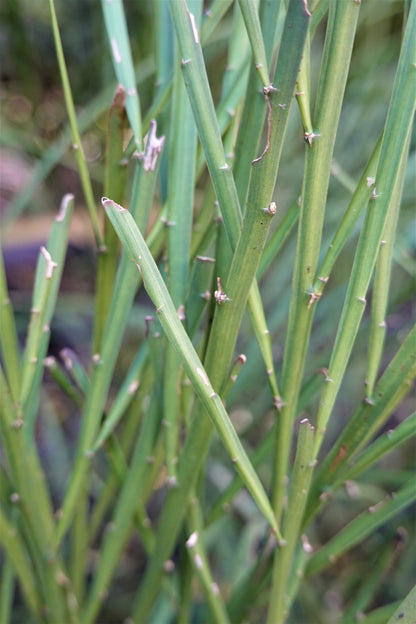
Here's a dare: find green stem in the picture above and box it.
[386,585,416,624]
[274,0,361,520]
[306,324,416,522]
[103,198,277,535]
[365,129,411,397]
[0,507,42,620]
[93,85,128,353]
[0,247,20,402]
[313,1,416,458]
[305,480,416,577]
[48,0,103,246]
[54,124,164,546]
[268,418,315,624]
[185,497,231,624]
[101,0,142,147]
[238,0,270,87]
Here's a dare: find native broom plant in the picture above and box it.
[0,0,415,622]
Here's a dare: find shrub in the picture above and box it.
[1,1,415,622]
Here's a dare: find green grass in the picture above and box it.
[0,1,415,623]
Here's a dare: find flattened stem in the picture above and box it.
[204,201,277,394]
[103,196,278,536]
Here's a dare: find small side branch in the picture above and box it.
[252,85,277,164]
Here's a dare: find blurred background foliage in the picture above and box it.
[0,1,415,622]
